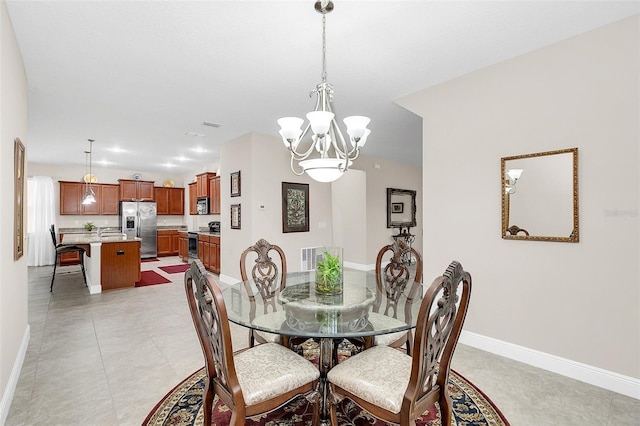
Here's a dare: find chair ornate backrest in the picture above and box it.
[405,260,472,422]
[239,238,287,309]
[239,239,288,346]
[327,260,471,426]
[185,260,244,425]
[374,239,423,317]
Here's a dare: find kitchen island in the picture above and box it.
[61,233,141,293]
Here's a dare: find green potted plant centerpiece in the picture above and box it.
[84,221,95,231]
[315,247,343,295]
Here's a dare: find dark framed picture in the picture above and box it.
[231,204,241,229]
[282,182,309,233]
[391,202,404,213]
[14,138,25,260]
[230,171,241,197]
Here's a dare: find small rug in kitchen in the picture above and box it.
[135,270,171,287]
[158,264,191,274]
[143,367,510,426]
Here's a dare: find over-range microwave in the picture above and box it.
[196,197,210,215]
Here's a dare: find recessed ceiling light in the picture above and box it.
[201,121,222,128]
[184,131,206,137]
[108,147,127,153]
[191,147,208,153]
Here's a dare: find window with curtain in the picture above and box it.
[27,176,56,266]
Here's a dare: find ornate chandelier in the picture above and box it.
[277,0,371,183]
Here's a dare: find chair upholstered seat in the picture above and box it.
[367,312,410,347]
[327,345,411,414]
[251,311,287,344]
[234,342,320,406]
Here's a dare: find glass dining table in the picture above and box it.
[220,269,424,424]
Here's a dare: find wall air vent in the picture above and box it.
[301,246,323,272]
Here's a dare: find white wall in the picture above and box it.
[398,15,639,379]
[0,0,29,421]
[219,132,334,282]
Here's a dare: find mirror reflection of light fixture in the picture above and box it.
[505,169,523,194]
[277,0,371,183]
[81,139,96,205]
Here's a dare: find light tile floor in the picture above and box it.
[6,257,640,425]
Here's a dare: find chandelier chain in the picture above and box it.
[321,13,327,83]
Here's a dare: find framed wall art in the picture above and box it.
[282,182,309,233]
[231,170,241,197]
[231,204,241,229]
[14,138,25,260]
[391,202,404,213]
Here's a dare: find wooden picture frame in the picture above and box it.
[230,204,241,229]
[230,170,241,197]
[282,182,309,233]
[14,138,25,260]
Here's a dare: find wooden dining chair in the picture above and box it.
[368,239,423,354]
[185,260,320,426]
[327,260,472,426]
[49,224,87,291]
[239,238,288,347]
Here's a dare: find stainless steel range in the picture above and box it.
[187,232,198,259]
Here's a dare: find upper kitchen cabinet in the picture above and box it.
[59,181,120,215]
[209,175,221,215]
[119,179,155,201]
[196,172,216,198]
[189,182,197,215]
[155,187,185,215]
[100,184,120,214]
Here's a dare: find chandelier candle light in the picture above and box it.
[277,0,371,183]
[81,139,96,205]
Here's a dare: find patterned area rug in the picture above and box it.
[143,366,509,426]
[135,270,171,287]
[158,264,191,274]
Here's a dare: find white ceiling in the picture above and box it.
[7,1,639,174]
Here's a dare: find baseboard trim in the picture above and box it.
[0,325,30,425]
[459,330,640,400]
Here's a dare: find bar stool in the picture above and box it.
[50,225,87,291]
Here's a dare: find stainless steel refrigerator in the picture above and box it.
[120,201,157,259]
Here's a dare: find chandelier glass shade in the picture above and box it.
[277,0,370,183]
[82,139,96,205]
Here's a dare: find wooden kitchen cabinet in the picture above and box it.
[157,229,180,256]
[59,181,120,215]
[119,179,155,201]
[209,175,221,215]
[58,233,81,265]
[100,240,141,291]
[197,233,220,274]
[209,235,220,274]
[171,232,181,254]
[198,234,210,269]
[155,187,185,215]
[196,172,216,198]
[100,184,120,214]
[60,181,83,215]
[189,182,197,215]
[178,232,188,261]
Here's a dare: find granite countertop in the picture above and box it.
[61,233,141,244]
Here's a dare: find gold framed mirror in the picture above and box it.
[501,147,579,242]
